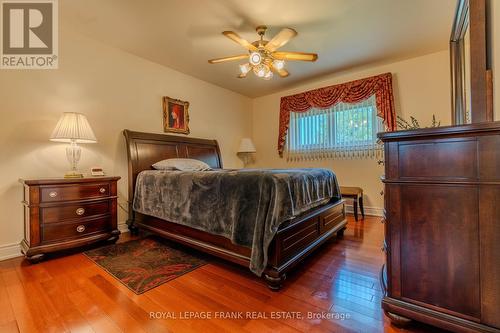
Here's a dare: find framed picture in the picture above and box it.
[162,96,190,134]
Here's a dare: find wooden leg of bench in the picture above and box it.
[359,196,365,219]
[353,199,358,221]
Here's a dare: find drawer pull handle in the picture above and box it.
[380,191,384,196]
[99,187,106,193]
[76,208,85,216]
[49,191,58,198]
[76,225,86,233]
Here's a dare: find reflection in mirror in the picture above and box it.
[451,0,493,124]
[464,26,471,123]
[450,0,469,125]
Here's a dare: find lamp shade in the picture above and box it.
[237,138,256,153]
[50,112,97,143]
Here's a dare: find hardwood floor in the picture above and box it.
[0,215,446,333]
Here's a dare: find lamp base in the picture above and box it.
[237,152,254,167]
[64,171,84,179]
[65,141,83,178]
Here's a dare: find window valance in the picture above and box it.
[278,72,396,157]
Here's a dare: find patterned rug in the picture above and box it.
[84,236,208,294]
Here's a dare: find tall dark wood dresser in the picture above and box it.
[20,176,121,262]
[378,122,500,333]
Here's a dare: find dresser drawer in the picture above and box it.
[398,139,477,180]
[41,200,110,224]
[40,183,110,202]
[42,217,111,242]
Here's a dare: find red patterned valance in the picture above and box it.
[278,72,396,157]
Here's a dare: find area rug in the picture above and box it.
[84,236,208,294]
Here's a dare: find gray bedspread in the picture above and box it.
[133,168,340,276]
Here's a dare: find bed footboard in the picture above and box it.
[264,200,346,290]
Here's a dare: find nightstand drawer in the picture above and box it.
[40,183,110,202]
[42,217,110,242]
[41,201,110,224]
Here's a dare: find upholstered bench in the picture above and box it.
[340,186,364,221]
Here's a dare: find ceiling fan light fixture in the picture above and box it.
[253,64,268,78]
[273,59,285,70]
[239,63,251,74]
[249,52,262,66]
[208,26,317,80]
[263,70,273,80]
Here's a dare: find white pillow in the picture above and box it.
[152,158,212,171]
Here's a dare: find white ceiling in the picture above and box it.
[60,0,457,98]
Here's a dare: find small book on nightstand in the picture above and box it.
[19,176,121,263]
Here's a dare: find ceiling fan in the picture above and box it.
[208,25,318,80]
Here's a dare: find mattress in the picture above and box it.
[133,168,340,275]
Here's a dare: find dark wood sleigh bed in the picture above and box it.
[124,130,347,290]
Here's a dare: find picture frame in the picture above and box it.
[162,96,190,134]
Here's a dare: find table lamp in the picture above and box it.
[237,138,256,166]
[50,112,97,178]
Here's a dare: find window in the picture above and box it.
[286,95,383,160]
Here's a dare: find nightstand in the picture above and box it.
[19,176,121,263]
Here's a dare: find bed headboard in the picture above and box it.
[123,130,223,220]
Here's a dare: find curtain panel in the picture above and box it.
[278,72,396,157]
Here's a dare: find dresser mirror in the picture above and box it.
[450,0,493,124]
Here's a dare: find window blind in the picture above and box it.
[286,95,383,161]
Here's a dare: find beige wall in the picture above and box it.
[251,50,452,212]
[0,29,252,254]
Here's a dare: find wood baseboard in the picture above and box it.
[0,242,22,261]
[345,204,383,217]
[118,222,129,233]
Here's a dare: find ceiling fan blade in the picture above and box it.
[208,54,249,64]
[222,31,258,51]
[265,28,297,52]
[272,51,318,62]
[271,64,290,77]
